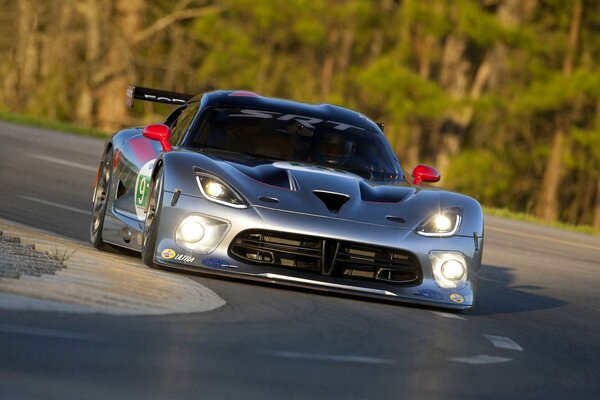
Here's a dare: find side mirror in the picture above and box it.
[142,124,172,152]
[411,164,440,185]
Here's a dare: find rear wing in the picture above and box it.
[126,84,194,108]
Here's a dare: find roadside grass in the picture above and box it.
[47,248,77,264]
[484,207,600,237]
[2,111,599,238]
[0,111,108,138]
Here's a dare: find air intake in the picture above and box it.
[229,230,422,285]
[313,191,350,213]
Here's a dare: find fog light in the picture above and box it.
[175,214,231,254]
[429,251,468,289]
[178,216,205,243]
[441,259,465,280]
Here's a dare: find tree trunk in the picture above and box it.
[435,0,526,177]
[320,29,338,100]
[76,0,101,125]
[406,24,434,167]
[13,0,39,111]
[96,0,143,131]
[534,0,582,221]
[594,178,600,230]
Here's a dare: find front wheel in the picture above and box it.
[90,148,114,251]
[141,166,163,268]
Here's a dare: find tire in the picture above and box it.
[90,148,115,251]
[141,166,163,268]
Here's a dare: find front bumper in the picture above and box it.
[154,193,483,310]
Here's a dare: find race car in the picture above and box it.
[91,85,484,310]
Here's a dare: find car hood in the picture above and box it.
[205,157,475,233]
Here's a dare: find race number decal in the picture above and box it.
[134,159,155,221]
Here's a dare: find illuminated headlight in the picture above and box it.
[417,210,461,237]
[429,251,468,289]
[196,173,247,209]
[205,181,224,198]
[433,215,452,231]
[175,214,230,253]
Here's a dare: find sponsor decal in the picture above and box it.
[174,254,195,263]
[414,289,444,301]
[134,159,155,220]
[202,257,238,270]
[136,233,142,246]
[161,248,176,260]
[450,293,465,304]
[143,94,186,104]
[229,109,365,131]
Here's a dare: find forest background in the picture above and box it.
[1,0,599,229]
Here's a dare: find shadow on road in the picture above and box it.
[468,264,568,316]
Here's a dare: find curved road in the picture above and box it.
[1,121,599,399]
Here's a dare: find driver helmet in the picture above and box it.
[315,133,355,164]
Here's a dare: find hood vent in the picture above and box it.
[386,216,406,224]
[228,162,295,190]
[313,191,350,213]
[359,181,413,203]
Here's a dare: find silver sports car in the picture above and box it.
[91,85,484,310]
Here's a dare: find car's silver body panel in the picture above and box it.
[96,92,484,310]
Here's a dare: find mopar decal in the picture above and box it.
[134,159,155,220]
[450,293,465,303]
[414,289,444,301]
[161,248,176,260]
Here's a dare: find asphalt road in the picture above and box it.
[1,120,599,399]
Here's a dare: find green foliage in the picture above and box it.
[0,0,599,227]
[353,57,449,121]
[445,149,515,206]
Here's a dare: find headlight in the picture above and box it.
[416,209,461,237]
[196,173,248,209]
[176,214,230,253]
[429,251,468,289]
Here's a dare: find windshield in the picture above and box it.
[186,108,401,181]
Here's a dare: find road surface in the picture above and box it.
[1,121,599,399]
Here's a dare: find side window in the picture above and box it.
[169,102,200,146]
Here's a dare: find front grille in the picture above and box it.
[229,230,421,285]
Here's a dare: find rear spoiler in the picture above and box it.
[126,84,194,108]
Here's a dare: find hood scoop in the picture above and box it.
[228,162,294,190]
[359,181,413,203]
[313,190,350,214]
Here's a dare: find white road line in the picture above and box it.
[0,324,105,342]
[18,196,89,215]
[30,154,97,172]
[487,225,600,252]
[430,311,466,320]
[267,351,396,365]
[447,354,512,365]
[484,335,523,351]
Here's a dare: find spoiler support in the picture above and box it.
[126,85,194,108]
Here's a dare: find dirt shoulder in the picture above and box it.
[0,218,225,315]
